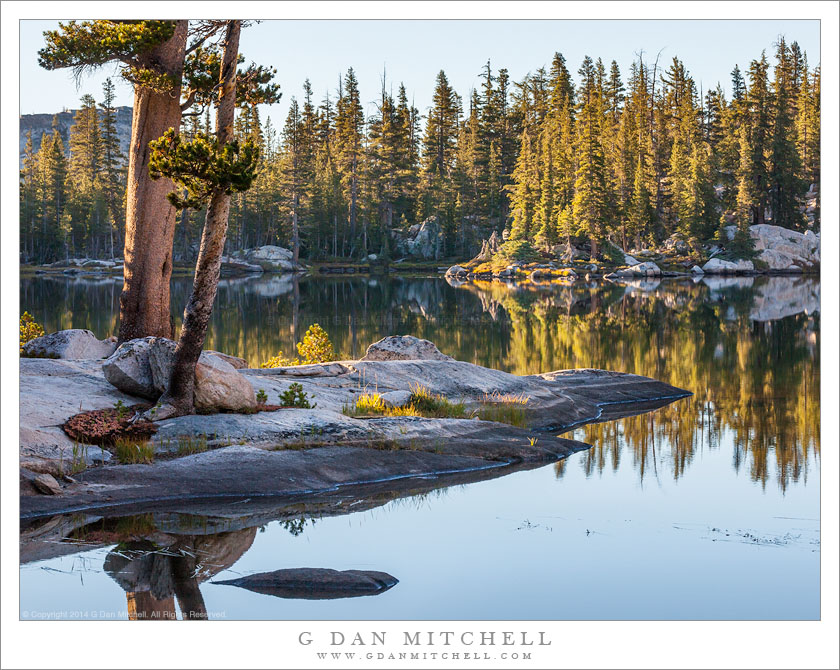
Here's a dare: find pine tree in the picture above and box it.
[768,38,805,229]
[279,98,304,261]
[628,155,655,247]
[99,77,125,257]
[41,119,68,260]
[20,132,39,261]
[68,93,105,255]
[740,52,771,226]
[572,56,609,258]
[421,70,461,249]
[335,68,365,256]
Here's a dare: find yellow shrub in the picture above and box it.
[20,312,44,353]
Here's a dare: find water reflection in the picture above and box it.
[20,503,403,620]
[20,273,819,492]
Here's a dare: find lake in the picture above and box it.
[19,273,820,620]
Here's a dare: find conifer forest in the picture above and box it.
[20,38,820,265]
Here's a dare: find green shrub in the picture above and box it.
[492,240,539,266]
[601,241,626,265]
[256,389,268,405]
[279,382,316,409]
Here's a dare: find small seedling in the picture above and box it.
[70,442,89,474]
[279,382,316,409]
[114,399,128,420]
[528,436,539,447]
[256,389,268,405]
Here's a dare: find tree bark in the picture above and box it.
[292,194,300,263]
[118,20,188,343]
[158,20,240,415]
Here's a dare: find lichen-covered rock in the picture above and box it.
[392,216,445,260]
[360,335,453,362]
[241,245,302,272]
[614,262,661,278]
[702,257,754,274]
[23,329,116,360]
[720,224,820,271]
[630,261,662,276]
[104,337,255,410]
[194,353,256,412]
[147,338,177,395]
[445,265,467,277]
[205,351,248,369]
[102,337,160,399]
[33,473,62,495]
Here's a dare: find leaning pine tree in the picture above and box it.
[146,20,263,417]
[39,20,278,342]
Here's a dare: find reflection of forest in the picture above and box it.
[20,275,819,491]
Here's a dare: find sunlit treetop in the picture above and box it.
[38,20,178,86]
[39,19,281,113]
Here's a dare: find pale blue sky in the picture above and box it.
[19,19,820,128]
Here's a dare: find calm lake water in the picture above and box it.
[19,273,820,620]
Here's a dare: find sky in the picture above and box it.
[19,19,820,129]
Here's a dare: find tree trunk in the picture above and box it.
[118,21,188,343]
[292,194,300,263]
[158,20,241,416]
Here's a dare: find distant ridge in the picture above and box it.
[19,106,133,167]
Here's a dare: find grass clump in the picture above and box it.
[19,312,45,352]
[475,392,530,428]
[342,385,465,419]
[352,392,387,415]
[262,323,336,368]
[114,437,155,464]
[407,385,466,418]
[175,434,208,457]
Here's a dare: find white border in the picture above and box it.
[2,3,838,669]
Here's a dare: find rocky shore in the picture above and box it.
[444,223,820,283]
[19,334,689,519]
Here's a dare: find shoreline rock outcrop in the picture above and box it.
[223,245,304,274]
[20,335,690,518]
